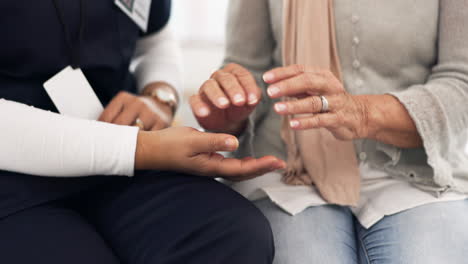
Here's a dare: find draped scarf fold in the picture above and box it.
[281,0,360,206]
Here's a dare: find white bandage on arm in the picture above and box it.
[0,99,139,177]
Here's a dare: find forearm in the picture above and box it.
[0,99,138,177]
[135,131,159,170]
[363,94,423,148]
[141,81,177,118]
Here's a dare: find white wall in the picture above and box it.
[172,0,229,45]
[170,0,230,127]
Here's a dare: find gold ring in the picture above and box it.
[134,118,145,130]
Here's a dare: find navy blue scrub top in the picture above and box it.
[0,0,171,218]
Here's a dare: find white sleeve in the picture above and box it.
[133,23,183,96]
[0,99,139,177]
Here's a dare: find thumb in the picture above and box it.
[189,131,239,154]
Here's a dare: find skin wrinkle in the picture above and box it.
[263,63,422,147]
[369,94,423,148]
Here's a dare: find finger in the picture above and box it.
[98,92,131,122]
[189,131,240,154]
[274,95,341,115]
[151,121,166,131]
[228,159,286,182]
[139,97,172,125]
[99,100,122,122]
[138,109,158,131]
[263,64,318,84]
[113,100,143,126]
[289,113,341,130]
[150,113,169,131]
[212,70,246,106]
[224,63,261,105]
[200,79,230,109]
[215,156,285,179]
[227,156,286,179]
[266,73,331,99]
[189,94,211,118]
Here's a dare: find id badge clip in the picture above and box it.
[114,0,152,32]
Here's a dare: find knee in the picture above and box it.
[0,207,120,264]
[222,201,275,263]
[190,178,275,252]
[234,203,274,247]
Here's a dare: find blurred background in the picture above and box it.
[171,0,229,128]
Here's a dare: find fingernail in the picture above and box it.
[290,120,300,128]
[248,94,258,105]
[271,160,284,170]
[267,86,280,97]
[274,103,287,113]
[225,137,238,148]
[197,107,209,117]
[233,94,245,104]
[263,72,275,82]
[218,97,229,107]
[278,161,286,169]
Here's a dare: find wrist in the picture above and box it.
[368,94,423,148]
[135,131,161,170]
[359,94,411,142]
[354,94,384,140]
[142,82,179,116]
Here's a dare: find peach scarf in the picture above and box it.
[281,0,360,206]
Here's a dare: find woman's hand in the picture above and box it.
[99,91,173,131]
[263,65,422,148]
[264,65,372,141]
[135,127,286,181]
[190,63,262,135]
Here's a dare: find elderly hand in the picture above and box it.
[190,63,262,135]
[135,127,286,181]
[263,64,423,148]
[263,65,372,141]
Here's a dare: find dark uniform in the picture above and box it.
[0,1,274,263]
